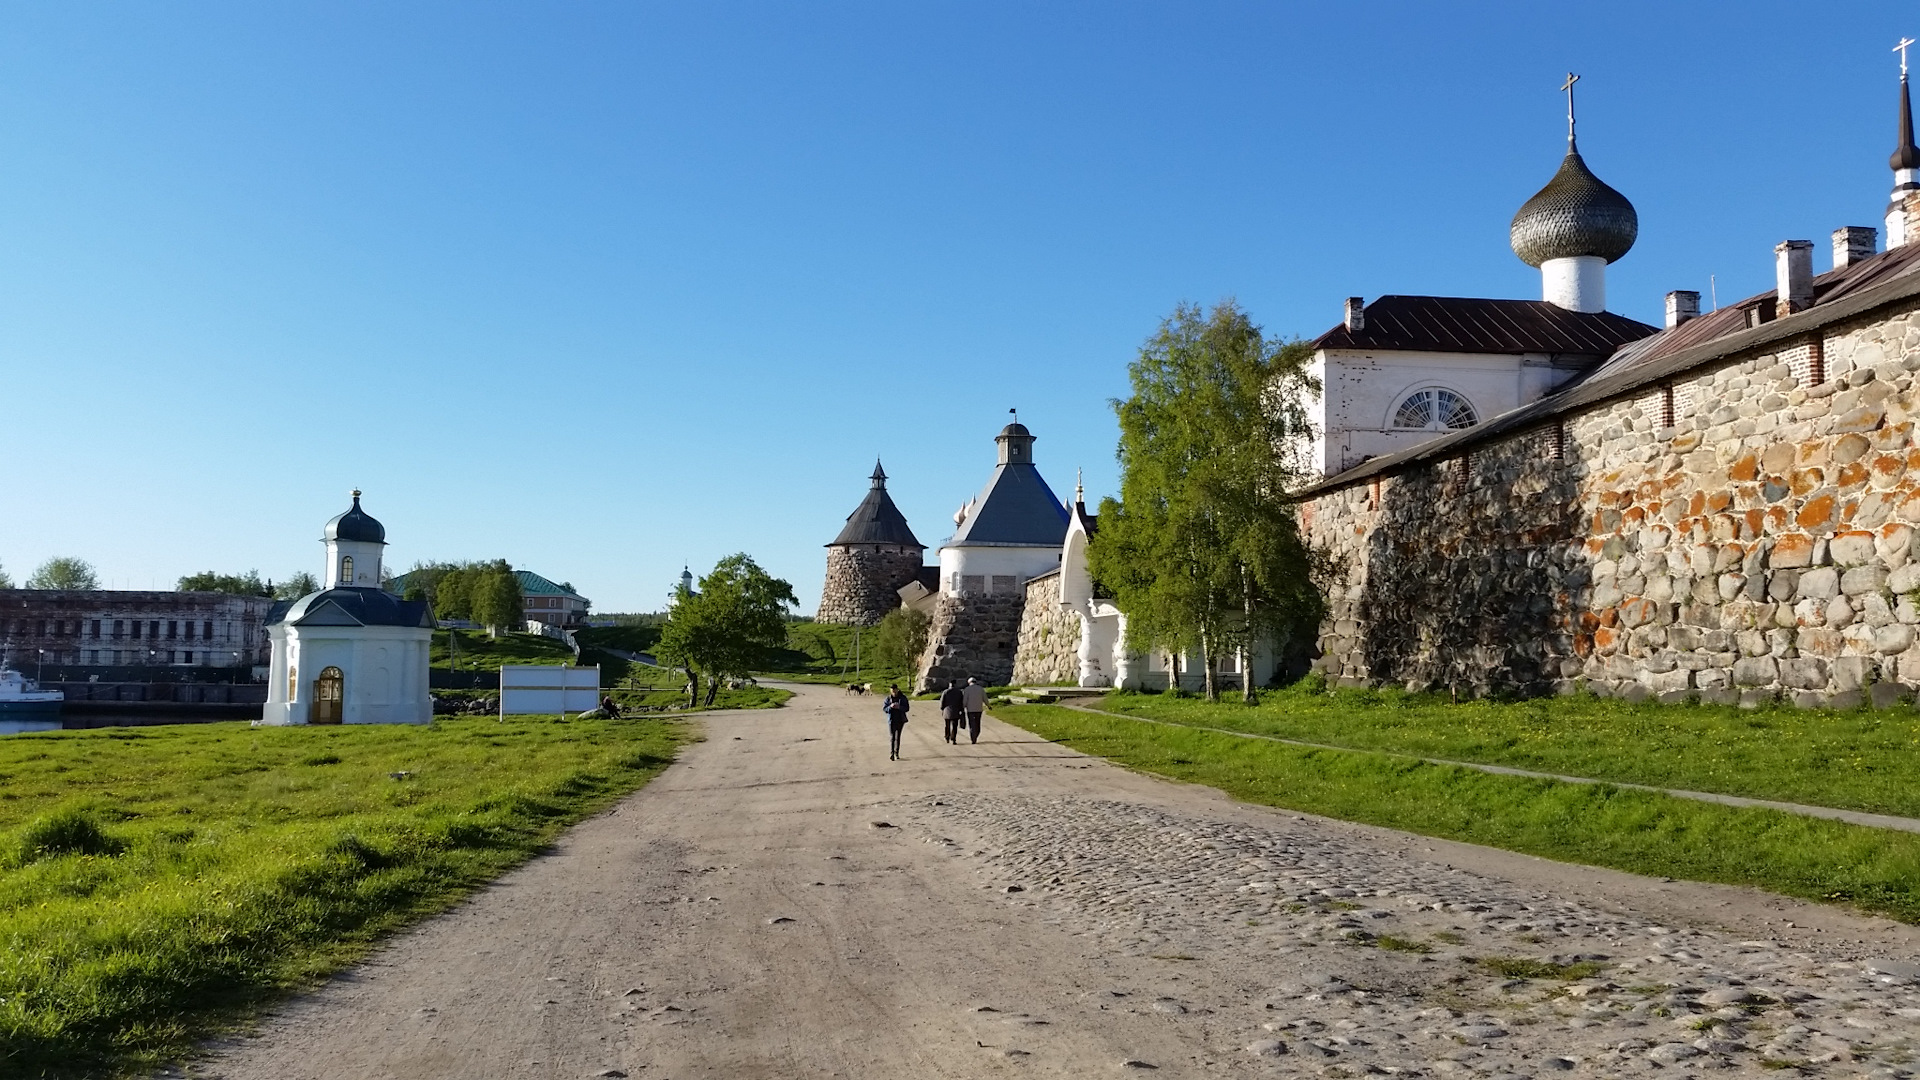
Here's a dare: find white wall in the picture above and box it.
[1314,347,1584,476]
[938,544,1061,596]
[324,538,386,588]
[261,623,431,725]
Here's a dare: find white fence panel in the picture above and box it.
[499,664,601,715]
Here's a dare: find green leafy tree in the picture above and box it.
[26,557,100,590]
[274,571,321,600]
[1089,299,1325,701]
[177,570,273,596]
[0,559,11,589]
[872,606,931,674]
[435,566,477,620]
[657,554,797,706]
[471,561,524,637]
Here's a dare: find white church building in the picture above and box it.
[260,491,434,726]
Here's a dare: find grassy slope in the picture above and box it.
[1101,684,1920,819]
[756,622,911,687]
[0,716,690,1078]
[429,629,574,671]
[995,703,1920,925]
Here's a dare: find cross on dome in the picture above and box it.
[1560,72,1580,145]
[1899,37,1915,77]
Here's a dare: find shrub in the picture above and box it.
[12,808,126,866]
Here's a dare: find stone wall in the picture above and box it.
[916,591,1026,691]
[1305,298,1920,707]
[816,545,925,626]
[1011,573,1081,685]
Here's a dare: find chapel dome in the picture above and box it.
[998,422,1032,439]
[1509,145,1638,267]
[322,490,386,544]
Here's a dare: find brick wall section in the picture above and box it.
[816,545,924,626]
[1305,299,1920,707]
[917,592,1026,691]
[1011,574,1081,685]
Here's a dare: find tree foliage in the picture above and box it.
[872,605,931,673]
[177,570,273,596]
[471,562,524,636]
[1088,299,1325,701]
[656,554,797,706]
[274,572,321,600]
[0,559,11,589]
[26,557,100,591]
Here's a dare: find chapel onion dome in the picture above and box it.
[1508,142,1639,268]
[322,490,386,544]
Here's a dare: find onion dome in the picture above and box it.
[1509,141,1639,267]
[322,489,386,544]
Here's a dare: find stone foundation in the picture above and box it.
[1304,296,1920,707]
[817,545,925,626]
[917,592,1026,691]
[1011,574,1081,685]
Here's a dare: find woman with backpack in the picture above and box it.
[882,685,911,760]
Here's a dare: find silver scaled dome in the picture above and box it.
[1509,143,1638,267]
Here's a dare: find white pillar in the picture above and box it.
[1541,255,1606,312]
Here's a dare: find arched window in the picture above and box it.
[340,555,354,583]
[1394,388,1477,431]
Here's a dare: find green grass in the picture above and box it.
[994,703,1920,925]
[0,715,691,1078]
[429,629,574,672]
[1472,956,1605,981]
[1098,682,1920,819]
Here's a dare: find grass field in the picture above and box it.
[428,629,573,671]
[0,715,690,1078]
[757,622,912,687]
[1099,683,1920,819]
[994,703,1920,925]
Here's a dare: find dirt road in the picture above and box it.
[188,685,1920,1078]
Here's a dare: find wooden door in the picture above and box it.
[312,666,344,724]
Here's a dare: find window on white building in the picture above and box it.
[1393,388,1477,431]
[990,575,1017,594]
[340,555,354,582]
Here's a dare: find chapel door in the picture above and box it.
[312,667,344,724]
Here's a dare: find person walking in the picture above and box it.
[938,679,965,744]
[883,684,911,760]
[960,676,986,745]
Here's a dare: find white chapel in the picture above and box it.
[260,491,434,726]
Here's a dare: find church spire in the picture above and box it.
[1888,39,1920,248]
[870,459,888,487]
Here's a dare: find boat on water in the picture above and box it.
[0,666,64,734]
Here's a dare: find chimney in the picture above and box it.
[1833,226,1878,269]
[1775,240,1814,315]
[1344,297,1365,332]
[1664,290,1700,329]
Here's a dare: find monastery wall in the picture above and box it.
[916,592,1025,691]
[1010,573,1081,686]
[1304,298,1920,706]
[816,545,924,626]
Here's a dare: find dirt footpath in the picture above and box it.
[186,685,1920,1079]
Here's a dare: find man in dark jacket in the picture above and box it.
[883,685,911,760]
[938,680,965,744]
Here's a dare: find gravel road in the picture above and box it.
[182,685,1920,1079]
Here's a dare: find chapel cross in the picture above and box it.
[1560,72,1580,143]
[1898,37,1916,77]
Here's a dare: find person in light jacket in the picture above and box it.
[960,677,987,744]
[938,680,965,744]
[883,684,911,760]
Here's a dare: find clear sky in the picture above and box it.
[0,1,1912,613]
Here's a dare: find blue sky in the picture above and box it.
[0,1,1912,612]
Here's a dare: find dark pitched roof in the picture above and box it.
[948,462,1070,548]
[1310,295,1657,357]
[322,492,386,544]
[829,461,924,548]
[268,588,433,629]
[1297,240,1920,500]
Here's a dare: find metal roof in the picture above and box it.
[1310,295,1657,357]
[946,462,1069,548]
[1296,241,1920,500]
[1509,144,1638,267]
[513,570,587,600]
[828,461,924,548]
[269,588,433,629]
[321,491,386,544]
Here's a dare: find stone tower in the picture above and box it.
[817,461,927,626]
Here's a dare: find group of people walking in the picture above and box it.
[880,677,986,761]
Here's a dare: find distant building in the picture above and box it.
[261,492,433,726]
[0,590,274,677]
[515,571,590,629]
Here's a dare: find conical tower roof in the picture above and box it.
[827,461,924,548]
[1894,73,1919,172]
